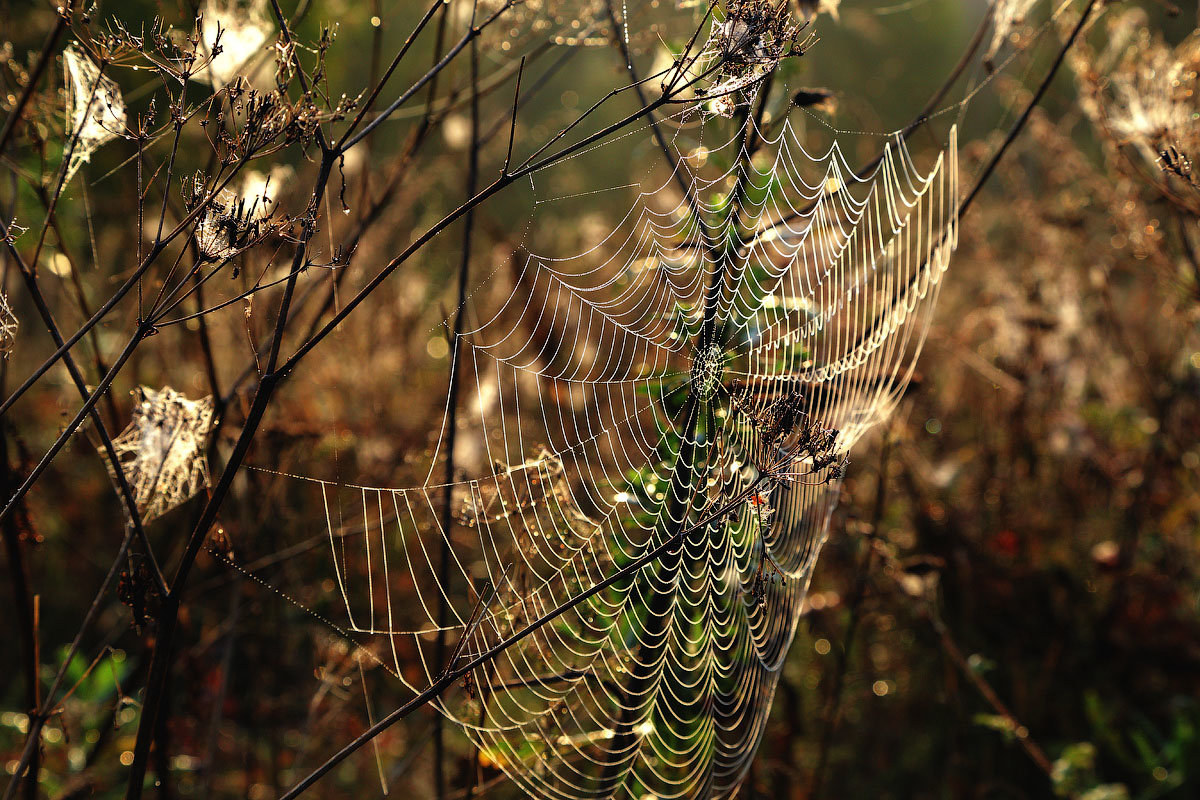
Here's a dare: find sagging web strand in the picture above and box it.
[286,112,957,799]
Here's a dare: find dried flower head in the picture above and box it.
[102,16,200,79]
[0,291,17,358]
[731,382,846,484]
[105,386,215,522]
[1074,13,1200,207]
[692,0,808,118]
[62,42,127,184]
[185,170,282,261]
[1107,34,1200,173]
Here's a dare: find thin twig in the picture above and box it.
[434,26,483,800]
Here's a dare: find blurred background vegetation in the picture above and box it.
[2,0,1199,798]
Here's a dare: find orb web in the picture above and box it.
[271,98,958,798]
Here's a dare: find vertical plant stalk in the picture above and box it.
[1,523,138,800]
[0,431,38,800]
[123,152,338,800]
[435,26,482,800]
[32,198,120,425]
[808,432,891,799]
[599,65,776,790]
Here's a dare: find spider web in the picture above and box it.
[62,43,127,185]
[267,90,958,796]
[107,386,215,523]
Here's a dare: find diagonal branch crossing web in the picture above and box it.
[273,109,959,798]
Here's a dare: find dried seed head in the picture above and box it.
[1076,11,1200,196]
[694,0,809,118]
[731,384,846,484]
[186,167,287,261]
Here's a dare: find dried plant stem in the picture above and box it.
[340,1,517,151]
[435,28,482,800]
[123,152,339,800]
[1,523,137,800]
[803,9,1101,788]
[922,606,1057,778]
[847,0,1100,362]
[32,198,119,424]
[833,480,1065,795]
[291,0,454,345]
[959,0,1101,217]
[754,1,995,241]
[0,160,262,421]
[0,235,162,589]
[336,0,451,147]
[0,432,38,800]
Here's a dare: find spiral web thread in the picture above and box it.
[277,111,958,799]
